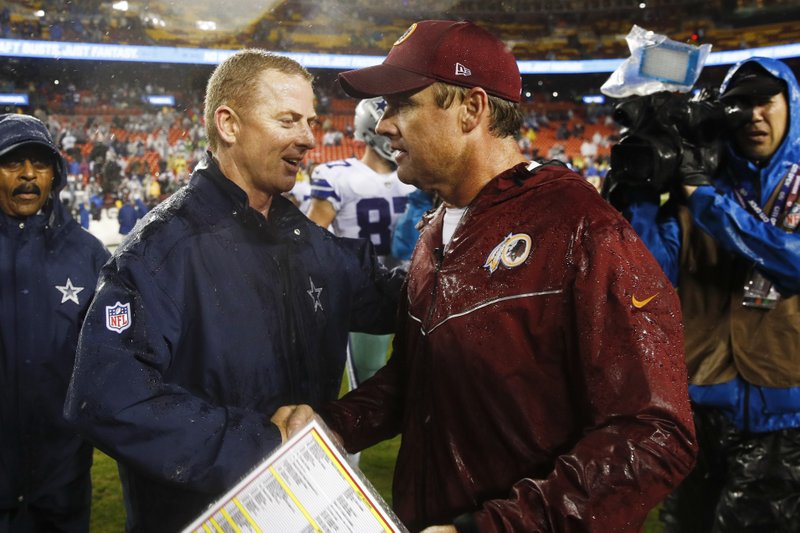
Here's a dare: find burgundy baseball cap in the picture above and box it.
[338,20,521,103]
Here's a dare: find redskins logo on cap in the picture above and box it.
[394,23,417,46]
[484,232,532,273]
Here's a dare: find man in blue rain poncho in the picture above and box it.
[64,50,403,533]
[0,114,109,532]
[615,57,800,531]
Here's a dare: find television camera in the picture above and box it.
[607,89,752,194]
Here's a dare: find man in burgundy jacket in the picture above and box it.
[275,20,697,533]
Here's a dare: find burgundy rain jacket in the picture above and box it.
[323,162,697,532]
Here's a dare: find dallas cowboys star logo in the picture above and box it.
[55,278,85,305]
[306,276,324,312]
[375,98,387,112]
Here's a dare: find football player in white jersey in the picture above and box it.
[308,97,416,268]
[308,97,416,395]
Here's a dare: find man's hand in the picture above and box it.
[679,140,717,188]
[270,404,315,442]
[420,526,456,533]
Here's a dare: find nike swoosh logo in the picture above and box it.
[632,293,658,308]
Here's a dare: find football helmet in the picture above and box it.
[353,97,395,162]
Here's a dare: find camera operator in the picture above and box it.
[610,56,800,532]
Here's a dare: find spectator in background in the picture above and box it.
[86,178,103,221]
[275,20,696,532]
[0,113,109,533]
[517,132,533,159]
[580,135,598,161]
[78,200,90,229]
[612,57,800,532]
[117,193,148,235]
[60,128,76,153]
[64,49,403,533]
[322,127,343,146]
[556,120,569,140]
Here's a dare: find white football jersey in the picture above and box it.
[311,157,416,258]
[288,176,312,214]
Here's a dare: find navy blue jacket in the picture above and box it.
[0,120,109,509]
[65,154,404,532]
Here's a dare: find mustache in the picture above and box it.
[13,183,41,196]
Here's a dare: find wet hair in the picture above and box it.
[204,49,313,151]
[431,82,522,138]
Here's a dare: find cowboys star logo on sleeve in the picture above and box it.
[106,302,132,333]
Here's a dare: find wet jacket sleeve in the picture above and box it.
[343,236,406,335]
[321,290,410,451]
[65,254,281,494]
[471,221,697,532]
[687,185,800,294]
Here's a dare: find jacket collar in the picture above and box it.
[468,161,580,217]
[193,152,251,215]
[0,196,71,239]
[192,152,310,240]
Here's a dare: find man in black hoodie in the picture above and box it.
[0,113,109,532]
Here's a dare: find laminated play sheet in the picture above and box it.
[182,417,407,533]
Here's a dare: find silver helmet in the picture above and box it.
[354,97,394,162]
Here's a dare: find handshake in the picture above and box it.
[269,405,456,533]
[270,404,340,444]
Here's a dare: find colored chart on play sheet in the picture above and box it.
[182,418,407,533]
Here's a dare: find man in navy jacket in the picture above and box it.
[0,113,110,532]
[65,50,403,532]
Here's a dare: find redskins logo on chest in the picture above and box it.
[483,232,532,273]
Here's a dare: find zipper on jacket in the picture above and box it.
[424,206,468,331]
[418,246,444,522]
[273,248,299,404]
